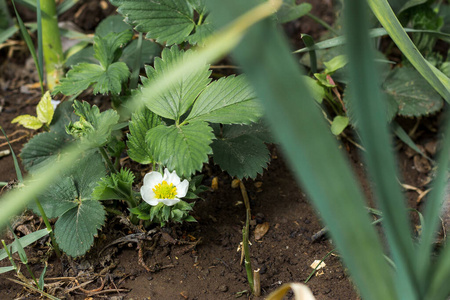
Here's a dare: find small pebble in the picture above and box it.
[218,284,229,292]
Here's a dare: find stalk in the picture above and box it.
[239,181,254,294]
[40,0,64,90]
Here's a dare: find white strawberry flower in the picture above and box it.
[140,168,189,206]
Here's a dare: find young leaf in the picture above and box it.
[211,123,270,179]
[187,16,214,46]
[382,66,444,117]
[127,106,161,164]
[186,75,263,124]
[67,101,120,148]
[54,200,106,257]
[11,115,43,130]
[92,168,135,200]
[36,91,55,124]
[146,121,214,177]
[142,46,211,120]
[331,115,349,135]
[111,0,195,45]
[54,62,130,96]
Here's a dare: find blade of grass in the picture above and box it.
[425,240,450,299]
[0,229,50,261]
[56,0,80,15]
[367,0,450,102]
[344,0,418,298]
[11,0,44,94]
[36,0,44,90]
[0,126,23,182]
[300,34,317,73]
[207,1,396,299]
[293,28,450,54]
[0,26,19,44]
[130,32,143,90]
[417,111,450,290]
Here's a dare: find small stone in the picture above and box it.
[218,285,229,292]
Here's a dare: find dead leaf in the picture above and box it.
[414,155,431,173]
[310,260,326,270]
[254,222,270,240]
[211,177,219,190]
[231,179,240,189]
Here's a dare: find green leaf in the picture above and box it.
[94,30,133,68]
[0,266,15,274]
[302,76,325,103]
[54,200,106,257]
[54,62,130,96]
[95,15,133,37]
[187,0,208,15]
[127,106,161,164]
[186,75,263,124]
[36,91,55,124]
[92,168,135,200]
[0,229,50,261]
[20,130,74,172]
[382,66,444,117]
[120,39,161,69]
[324,55,348,74]
[146,121,214,177]
[187,16,215,46]
[277,1,311,23]
[211,123,270,179]
[68,100,120,147]
[331,115,349,135]
[50,100,80,133]
[113,0,195,45]
[142,46,211,120]
[11,115,43,130]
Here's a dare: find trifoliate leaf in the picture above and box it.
[112,0,195,45]
[36,91,54,124]
[382,66,444,117]
[54,200,106,257]
[11,115,42,130]
[92,168,135,200]
[54,62,130,96]
[186,75,263,124]
[94,30,133,68]
[142,46,211,120]
[127,106,161,164]
[32,151,107,257]
[187,16,214,46]
[68,101,120,148]
[146,121,214,177]
[211,123,271,179]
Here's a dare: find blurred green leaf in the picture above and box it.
[277,1,311,23]
[331,116,349,135]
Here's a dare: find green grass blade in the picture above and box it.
[130,32,143,90]
[293,28,450,54]
[367,0,450,102]
[0,229,50,261]
[36,0,44,89]
[0,126,23,182]
[300,34,317,73]
[417,112,450,290]
[425,243,450,299]
[56,0,80,15]
[344,1,418,298]
[207,1,396,299]
[0,26,19,44]
[11,0,45,94]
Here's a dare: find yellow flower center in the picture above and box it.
[153,181,177,199]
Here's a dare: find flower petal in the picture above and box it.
[143,171,163,187]
[165,168,181,185]
[160,198,181,206]
[176,179,189,198]
[141,187,159,205]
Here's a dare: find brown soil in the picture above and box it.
[0,0,442,299]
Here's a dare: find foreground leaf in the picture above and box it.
[146,121,214,177]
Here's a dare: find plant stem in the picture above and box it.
[99,147,117,174]
[34,198,61,259]
[41,0,64,90]
[306,13,339,36]
[239,181,254,294]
